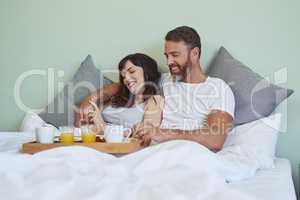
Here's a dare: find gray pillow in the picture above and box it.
[39,55,113,127]
[207,47,293,125]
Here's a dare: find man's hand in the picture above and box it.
[132,122,167,146]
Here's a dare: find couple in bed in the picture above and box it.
[76,26,235,151]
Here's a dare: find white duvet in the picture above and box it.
[0,137,265,200]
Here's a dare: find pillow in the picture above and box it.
[223,113,281,159]
[207,47,293,125]
[20,112,46,132]
[219,113,281,177]
[38,55,113,127]
[20,112,59,134]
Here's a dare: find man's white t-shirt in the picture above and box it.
[159,73,235,130]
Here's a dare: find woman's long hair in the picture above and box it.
[111,53,161,108]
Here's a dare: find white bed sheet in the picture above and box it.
[228,158,297,200]
[0,131,297,200]
[0,131,35,152]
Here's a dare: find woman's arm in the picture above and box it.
[75,83,121,126]
[142,95,164,127]
[132,95,164,146]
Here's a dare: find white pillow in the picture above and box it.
[19,112,46,132]
[224,113,281,159]
[217,114,281,180]
[19,112,59,133]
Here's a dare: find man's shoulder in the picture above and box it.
[207,76,226,84]
[207,76,231,89]
[160,73,172,82]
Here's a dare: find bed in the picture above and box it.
[0,131,297,200]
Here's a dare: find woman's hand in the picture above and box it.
[75,95,97,127]
[88,101,106,134]
[132,122,166,147]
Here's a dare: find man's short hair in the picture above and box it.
[165,26,201,57]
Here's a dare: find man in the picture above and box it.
[77,26,235,151]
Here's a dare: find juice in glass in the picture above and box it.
[59,127,74,144]
[81,126,96,143]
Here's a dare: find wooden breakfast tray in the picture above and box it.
[22,137,143,154]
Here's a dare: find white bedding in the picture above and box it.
[0,131,296,200]
[0,131,35,152]
[229,158,297,200]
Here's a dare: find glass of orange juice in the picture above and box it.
[59,126,74,144]
[81,126,96,143]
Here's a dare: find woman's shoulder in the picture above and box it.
[147,95,164,104]
[144,95,164,110]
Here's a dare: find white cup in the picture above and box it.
[104,125,132,143]
[35,125,55,144]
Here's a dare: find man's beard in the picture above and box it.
[169,58,192,80]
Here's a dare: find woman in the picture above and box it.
[88,53,164,136]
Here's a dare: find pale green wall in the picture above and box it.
[1,0,299,193]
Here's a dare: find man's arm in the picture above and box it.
[75,83,121,126]
[134,110,233,151]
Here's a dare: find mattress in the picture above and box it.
[0,131,297,200]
